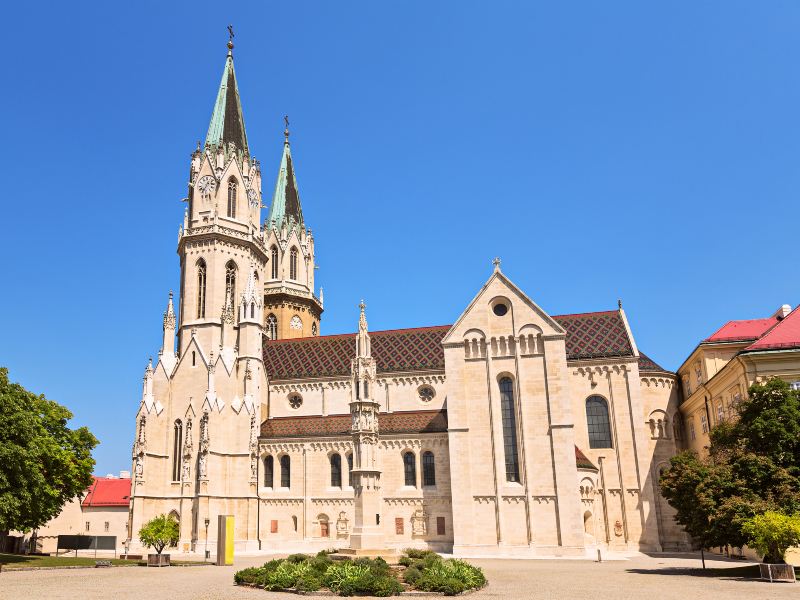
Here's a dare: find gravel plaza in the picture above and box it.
[0,553,796,600]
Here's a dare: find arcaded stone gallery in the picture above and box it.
[127,41,690,557]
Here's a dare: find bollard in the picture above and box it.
[597,548,602,562]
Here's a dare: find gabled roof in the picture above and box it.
[744,306,800,352]
[266,141,304,231]
[261,409,448,438]
[705,317,779,343]
[262,310,647,380]
[575,446,598,471]
[82,477,131,508]
[205,50,248,152]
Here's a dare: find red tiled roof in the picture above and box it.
[82,477,131,508]
[261,409,448,438]
[263,310,639,380]
[745,306,800,352]
[575,446,598,471]
[705,317,779,342]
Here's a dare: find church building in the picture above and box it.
[128,39,689,557]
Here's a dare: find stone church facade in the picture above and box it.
[127,40,689,557]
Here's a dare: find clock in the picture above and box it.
[247,188,259,208]
[196,175,216,197]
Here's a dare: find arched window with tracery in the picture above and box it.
[312,322,318,336]
[227,179,237,218]
[346,453,353,486]
[422,451,436,486]
[280,455,291,488]
[499,377,520,483]
[586,396,613,449]
[270,246,279,279]
[225,261,237,306]
[330,454,342,488]
[172,420,183,481]
[403,451,416,487]
[266,314,278,340]
[290,247,298,280]
[196,260,206,318]
[264,455,274,488]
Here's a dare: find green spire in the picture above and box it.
[205,44,248,153]
[267,121,304,231]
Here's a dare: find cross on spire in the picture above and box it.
[227,24,234,50]
[284,115,290,143]
[492,257,502,272]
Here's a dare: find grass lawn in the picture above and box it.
[0,553,134,569]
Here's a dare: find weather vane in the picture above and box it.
[284,115,290,142]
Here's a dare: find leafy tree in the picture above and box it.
[660,379,800,553]
[742,511,800,563]
[138,514,180,555]
[0,368,98,534]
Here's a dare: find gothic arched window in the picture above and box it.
[250,302,255,319]
[270,246,279,279]
[171,420,183,481]
[346,453,353,486]
[403,451,416,487]
[586,396,613,449]
[330,454,342,488]
[290,247,298,280]
[264,455,274,488]
[196,260,206,318]
[499,377,520,483]
[280,455,291,488]
[267,314,278,340]
[422,451,436,486]
[227,179,237,218]
[312,322,318,336]
[225,261,237,306]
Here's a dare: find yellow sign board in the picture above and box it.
[216,515,234,565]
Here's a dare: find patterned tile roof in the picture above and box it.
[638,352,669,373]
[263,311,638,380]
[260,409,448,439]
[575,446,598,471]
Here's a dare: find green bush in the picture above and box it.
[404,548,438,560]
[371,575,403,597]
[414,558,485,595]
[309,553,333,574]
[403,565,422,585]
[233,566,262,585]
[398,556,412,567]
[323,562,372,594]
[742,511,800,563]
[286,553,310,564]
[295,573,323,592]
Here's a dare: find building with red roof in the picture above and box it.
[678,304,800,456]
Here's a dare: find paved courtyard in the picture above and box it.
[0,553,795,599]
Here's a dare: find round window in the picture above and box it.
[288,393,303,409]
[418,386,435,402]
[493,303,508,316]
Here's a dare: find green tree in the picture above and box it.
[138,514,180,555]
[0,368,98,534]
[660,379,800,553]
[742,511,800,563]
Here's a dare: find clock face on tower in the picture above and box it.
[247,188,259,208]
[196,175,216,197]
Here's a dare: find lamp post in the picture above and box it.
[204,518,210,561]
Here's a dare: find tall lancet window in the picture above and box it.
[227,179,237,218]
[196,260,207,318]
[499,377,520,483]
[225,261,237,307]
[172,420,183,481]
[290,247,298,280]
[270,246,279,279]
[266,314,278,340]
[586,396,613,449]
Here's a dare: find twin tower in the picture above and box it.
[129,39,322,550]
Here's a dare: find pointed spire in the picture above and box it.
[163,291,176,330]
[356,300,371,359]
[267,120,304,231]
[205,30,248,154]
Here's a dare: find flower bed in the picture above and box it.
[233,549,486,597]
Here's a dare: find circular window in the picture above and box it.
[290,315,303,330]
[288,393,303,409]
[492,303,508,316]
[418,386,435,403]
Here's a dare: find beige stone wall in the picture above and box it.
[24,500,129,554]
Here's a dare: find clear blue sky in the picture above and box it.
[2,2,798,475]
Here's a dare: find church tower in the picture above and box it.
[262,120,323,340]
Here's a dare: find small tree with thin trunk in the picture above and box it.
[138,514,179,555]
[742,511,800,564]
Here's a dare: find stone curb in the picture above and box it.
[238,582,486,596]
[1,562,212,572]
